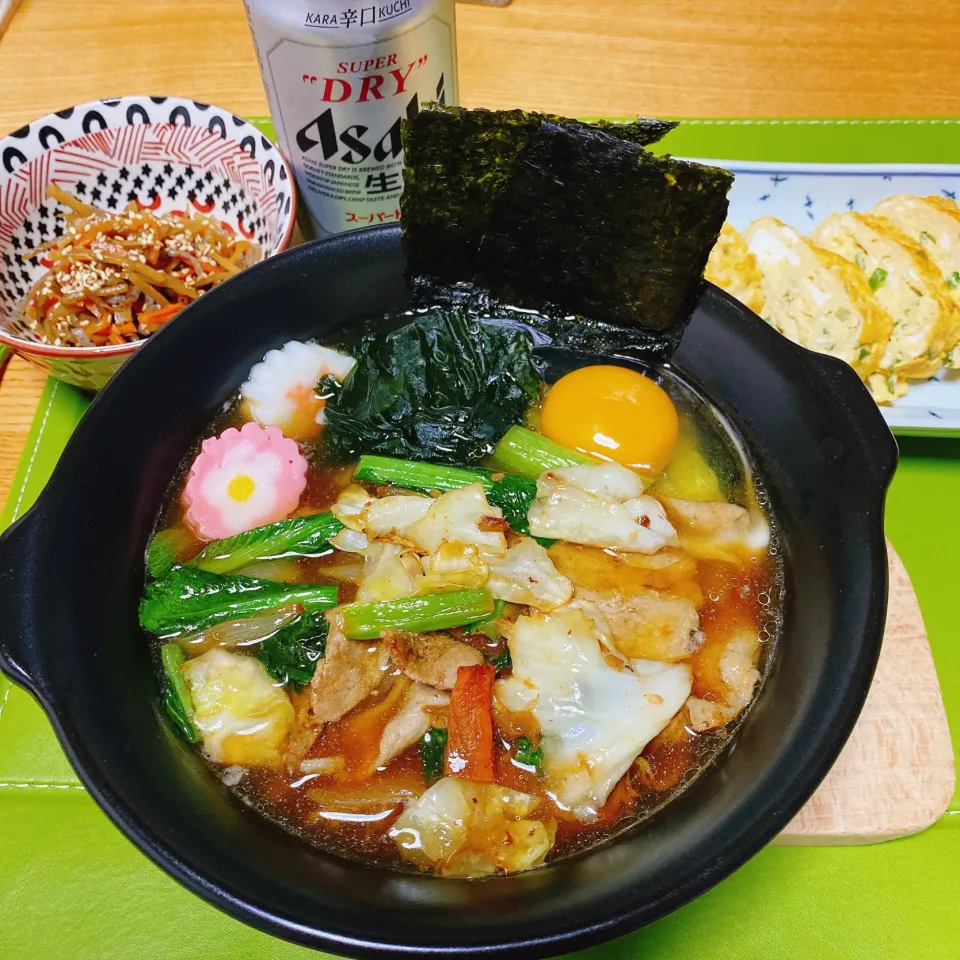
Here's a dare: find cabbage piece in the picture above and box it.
[329,527,369,554]
[181,649,294,766]
[330,484,376,532]
[354,455,539,537]
[361,495,433,539]
[358,541,423,602]
[528,467,677,554]
[488,537,573,610]
[406,482,507,557]
[389,777,554,876]
[544,463,646,501]
[419,541,490,593]
[496,610,692,819]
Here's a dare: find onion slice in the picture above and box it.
[177,602,302,656]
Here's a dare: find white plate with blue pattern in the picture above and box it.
[688,159,960,437]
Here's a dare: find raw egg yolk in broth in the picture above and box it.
[540,365,679,474]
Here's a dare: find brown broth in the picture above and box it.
[149,376,782,875]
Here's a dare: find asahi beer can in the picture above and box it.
[243,0,458,239]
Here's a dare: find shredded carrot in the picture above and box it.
[445,664,496,783]
[17,186,261,348]
[139,303,184,325]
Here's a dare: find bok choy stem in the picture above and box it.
[492,425,595,480]
[189,513,344,576]
[336,589,495,641]
[140,566,338,638]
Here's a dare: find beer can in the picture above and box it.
[243,0,458,239]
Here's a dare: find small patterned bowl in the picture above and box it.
[0,96,296,391]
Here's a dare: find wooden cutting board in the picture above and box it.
[776,542,955,844]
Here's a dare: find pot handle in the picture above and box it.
[804,350,900,492]
[0,510,40,695]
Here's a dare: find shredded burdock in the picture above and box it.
[18,184,262,347]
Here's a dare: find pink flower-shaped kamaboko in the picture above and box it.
[183,421,308,541]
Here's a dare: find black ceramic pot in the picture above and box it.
[0,226,897,958]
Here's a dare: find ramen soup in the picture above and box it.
[140,309,780,878]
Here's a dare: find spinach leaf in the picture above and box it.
[139,566,338,638]
[324,307,541,466]
[420,727,448,780]
[257,611,328,689]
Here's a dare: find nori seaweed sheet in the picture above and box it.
[401,105,731,336]
[401,107,541,283]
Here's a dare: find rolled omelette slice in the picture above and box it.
[873,195,960,316]
[705,222,766,315]
[812,212,960,393]
[743,217,892,381]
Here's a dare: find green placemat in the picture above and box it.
[1,119,959,959]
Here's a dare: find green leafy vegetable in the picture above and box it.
[159,643,199,743]
[488,648,513,674]
[140,566,338,638]
[947,271,960,289]
[401,105,732,334]
[463,599,507,643]
[492,425,594,480]
[147,527,195,580]
[354,454,537,534]
[420,727,448,780]
[337,589,494,641]
[257,611,329,689]
[514,736,543,773]
[324,307,541,466]
[189,513,343,575]
[868,267,888,291]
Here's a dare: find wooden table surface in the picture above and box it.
[2,0,960,510]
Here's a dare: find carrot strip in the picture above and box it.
[138,303,184,324]
[445,663,496,783]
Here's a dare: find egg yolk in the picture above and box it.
[540,365,679,474]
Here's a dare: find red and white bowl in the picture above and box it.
[0,96,296,391]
